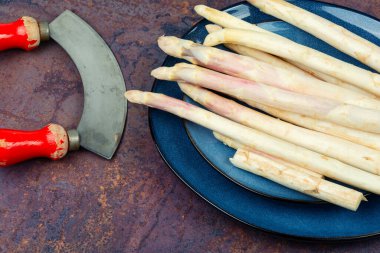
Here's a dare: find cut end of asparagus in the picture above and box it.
[204,30,224,47]
[205,24,223,34]
[125,90,145,104]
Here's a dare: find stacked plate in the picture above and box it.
[149,0,380,240]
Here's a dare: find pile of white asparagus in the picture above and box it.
[125,0,380,211]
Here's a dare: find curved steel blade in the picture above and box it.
[49,10,127,159]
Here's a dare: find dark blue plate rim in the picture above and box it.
[148,0,380,241]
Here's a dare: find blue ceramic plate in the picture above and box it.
[150,0,380,240]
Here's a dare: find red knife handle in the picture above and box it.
[0,124,69,167]
[0,16,46,51]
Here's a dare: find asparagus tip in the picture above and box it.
[194,5,206,14]
[178,82,195,95]
[151,67,172,80]
[157,36,186,58]
[174,62,196,69]
[125,90,145,104]
[157,35,171,47]
[203,31,223,47]
[205,24,223,34]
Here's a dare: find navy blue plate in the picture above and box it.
[150,0,380,240]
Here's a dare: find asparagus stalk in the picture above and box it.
[213,132,323,179]
[194,5,268,33]
[125,90,380,194]
[152,63,380,133]
[204,24,308,76]
[225,44,308,74]
[248,0,380,73]
[287,60,376,98]
[158,36,380,110]
[204,28,380,96]
[247,101,380,152]
[231,149,366,211]
[203,17,375,98]
[180,82,380,175]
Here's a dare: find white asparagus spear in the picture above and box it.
[248,0,380,73]
[213,132,323,179]
[287,60,376,98]
[246,101,380,152]
[204,28,380,96]
[158,36,380,110]
[152,63,380,133]
[194,5,268,33]
[205,24,308,75]
[199,10,311,78]
[231,149,366,211]
[180,82,380,175]
[125,90,380,194]
[204,19,375,98]
[225,44,306,73]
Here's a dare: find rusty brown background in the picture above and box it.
[0,0,379,252]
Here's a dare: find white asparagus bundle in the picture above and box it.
[158,36,380,110]
[248,0,380,73]
[152,63,380,133]
[213,132,323,179]
[179,82,380,175]
[231,149,366,211]
[204,28,380,96]
[125,90,380,194]
[203,16,374,97]
[247,101,380,152]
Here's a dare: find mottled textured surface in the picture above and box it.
[0,0,379,252]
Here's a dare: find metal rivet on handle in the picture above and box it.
[67,129,80,151]
[38,21,50,41]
